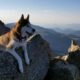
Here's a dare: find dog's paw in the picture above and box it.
[19,66,24,73]
[25,59,30,65]
[19,62,24,73]
[6,45,13,49]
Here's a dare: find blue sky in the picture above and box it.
[0,0,80,27]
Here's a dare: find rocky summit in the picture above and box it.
[0,24,53,80]
[44,58,79,80]
[1,20,80,80]
[44,40,80,80]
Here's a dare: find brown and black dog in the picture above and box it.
[0,14,35,73]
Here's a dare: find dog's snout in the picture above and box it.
[32,29,35,32]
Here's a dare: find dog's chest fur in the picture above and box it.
[0,26,26,50]
[0,32,10,47]
[0,14,35,73]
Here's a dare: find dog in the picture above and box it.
[0,14,35,73]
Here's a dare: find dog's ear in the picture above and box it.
[18,14,24,23]
[26,14,29,23]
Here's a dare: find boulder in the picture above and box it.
[44,40,80,80]
[44,58,79,80]
[67,50,80,72]
[0,25,52,80]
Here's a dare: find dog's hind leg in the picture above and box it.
[7,50,24,73]
[22,44,30,65]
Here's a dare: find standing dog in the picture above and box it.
[0,14,35,73]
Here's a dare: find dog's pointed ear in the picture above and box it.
[26,14,29,22]
[18,14,24,23]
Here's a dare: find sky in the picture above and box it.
[0,0,80,27]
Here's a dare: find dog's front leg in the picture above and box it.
[7,49,24,73]
[6,39,15,49]
[22,44,30,65]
